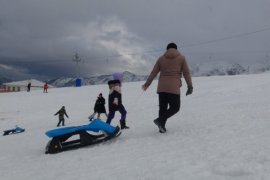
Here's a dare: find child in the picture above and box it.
[54,106,69,127]
[43,82,48,93]
[106,80,129,129]
[94,93,108,119]
[27,82,31,92]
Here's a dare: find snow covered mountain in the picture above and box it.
[190,61,270,77]
[1,63,269,87]
[48,62,270,87]
[48,71,148,87]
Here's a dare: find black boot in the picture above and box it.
[153,119,166,133]
[120,120,129,129]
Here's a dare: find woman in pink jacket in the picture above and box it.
[142,42,193,133]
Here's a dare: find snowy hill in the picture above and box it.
[48,71,148,87]
[2,63,270,87]
[1,72,270,180]
[190,61,270,77]
[191,62,248,76]
[48,64,270,87]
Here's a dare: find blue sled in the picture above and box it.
[45,119,121,154]
[3,126,25,136]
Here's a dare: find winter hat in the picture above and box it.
[166,42,177,50]
[113,72,122,81]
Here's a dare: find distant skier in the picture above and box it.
[27,82,31,92]
[43,82,48,93]
[142,42,193,133]
[94,93,108,119]
[106,79,129,129]
[54,106,69,127]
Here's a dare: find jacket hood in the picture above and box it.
[164,48,180,59]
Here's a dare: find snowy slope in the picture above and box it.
[0,72,270,180]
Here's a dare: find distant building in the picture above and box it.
[2,79,53,92]
[0,85,8,93]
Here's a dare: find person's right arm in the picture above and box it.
[142,60,160,91]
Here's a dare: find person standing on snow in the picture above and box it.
[43,82,48,93]
[54,106,69,127]
[94,93,108,119]
[106,79,129,129]
[27,82,31,92]
[142,42,193,133]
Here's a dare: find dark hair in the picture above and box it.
[108,80,121,85]
[166,42,177,50]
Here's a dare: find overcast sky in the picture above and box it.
[0,0,270,80]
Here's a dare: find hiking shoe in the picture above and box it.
[120,120,129,129]
[153,119,161,126]
[159,127,166,133]
[153,119,166,133]
[121,125,130,129]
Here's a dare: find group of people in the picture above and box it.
[91,76,129,129]
[27,82,49,93]
[54,42,193,133]
[54,78,129,129]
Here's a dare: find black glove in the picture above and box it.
[186,86,193,96]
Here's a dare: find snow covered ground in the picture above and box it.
[1,72,270,180]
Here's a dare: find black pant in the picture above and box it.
[57,118,65,127]
[158,92,180,127]
[106,104,127,124]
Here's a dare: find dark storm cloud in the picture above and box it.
[0,0,270,80]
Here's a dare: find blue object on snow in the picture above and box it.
[45,119,121,154]
[45,119,117,138]
[3,126,25,136]
[15,126,24,131]
[75,78,81,87]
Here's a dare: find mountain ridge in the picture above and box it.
[1,62,270,87]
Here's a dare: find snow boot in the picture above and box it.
[153,119,166,133]
[120,120,129,129]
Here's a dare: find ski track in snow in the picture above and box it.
[1,72,270,180]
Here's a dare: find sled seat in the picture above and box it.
[46,119,117,138]
[45,119,121,154]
